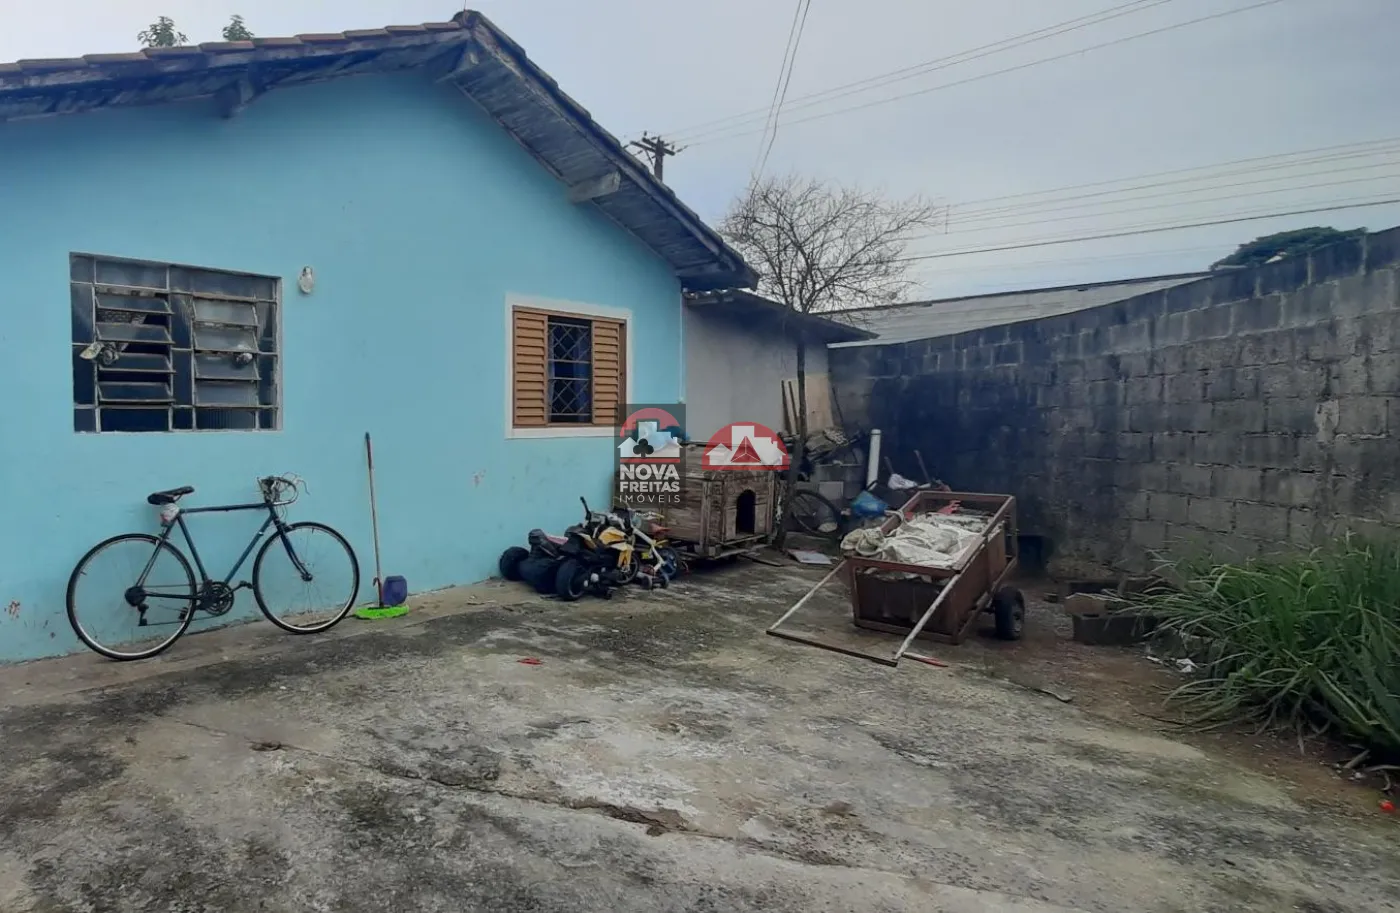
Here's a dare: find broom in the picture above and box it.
[353,431,409,620]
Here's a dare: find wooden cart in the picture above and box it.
[767,490,1023,666]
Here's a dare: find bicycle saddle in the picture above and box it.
[147,486,195,505]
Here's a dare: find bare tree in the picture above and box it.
[720,174,941,546]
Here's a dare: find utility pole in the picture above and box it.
[627,133,681,180]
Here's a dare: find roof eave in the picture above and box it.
[452,12,755,292]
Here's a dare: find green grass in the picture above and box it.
[1133,536,1400,756]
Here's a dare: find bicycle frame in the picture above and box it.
[137,498,304,604]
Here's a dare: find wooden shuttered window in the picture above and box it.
[591,319,625,425]
[511,306,626,428]
[511,308,549,427]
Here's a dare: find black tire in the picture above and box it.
[499,546,530,581]
[787,490,843,542]
[520,556,562,594]
[992,586,1026,641]
[253,522,360,634]
[555,559,589,602]
[66,533,197,661]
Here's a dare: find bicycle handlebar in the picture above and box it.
[258,474,305,507]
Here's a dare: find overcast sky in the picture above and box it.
[3,0,1398,298]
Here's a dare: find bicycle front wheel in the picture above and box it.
[252,522,360,633]
[66,533,197,661]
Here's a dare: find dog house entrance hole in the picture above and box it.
[735,489,757,535]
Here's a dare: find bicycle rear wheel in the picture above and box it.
[66,533,197,661]
[252,521,360,633]
[787,490,843,542]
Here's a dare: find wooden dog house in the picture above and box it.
[640,442,778,558]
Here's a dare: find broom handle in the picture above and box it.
[366,432,384,604]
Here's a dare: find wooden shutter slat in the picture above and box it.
[591,319,625,426]
[512,310,548,427]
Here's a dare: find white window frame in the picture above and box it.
[504,294,633,439]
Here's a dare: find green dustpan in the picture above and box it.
[353,603,408,620]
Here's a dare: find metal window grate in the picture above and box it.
[547,317,593,423]
[70,253,281,433]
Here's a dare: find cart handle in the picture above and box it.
[765,557,966,668]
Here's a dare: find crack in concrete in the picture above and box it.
[159,713,1058,905]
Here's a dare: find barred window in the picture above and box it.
[70,254,280,433]
[510,306,625,428]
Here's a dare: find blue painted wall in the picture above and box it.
[0,73,682,662]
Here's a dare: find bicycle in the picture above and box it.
[786,489,845,543]
[613,506,681,586]
[66,474,361,661]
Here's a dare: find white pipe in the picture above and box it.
[866,428,882,488]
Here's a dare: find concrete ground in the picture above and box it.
[1,561,1396,913]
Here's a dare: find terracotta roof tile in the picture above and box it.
[16,58,88,71]
[83,53,151,64]
[199,41,257,52]
[343,29,392,39]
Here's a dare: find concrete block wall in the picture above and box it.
[830,228,1400,569]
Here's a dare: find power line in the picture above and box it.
[892,196,1400,263]
[751,0,805,176]
[948,148,1400,225]
[754,0,813,179]
[659,0,1175,145]
[684,0,1288,149]
[923,169,1400,238]
[671,0,1173,142]
[947,162,1400,232]
[860,138,1400,244]
[908,244,1226,275]
[948,136,1400,211]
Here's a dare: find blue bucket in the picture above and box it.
[380,575,408,607]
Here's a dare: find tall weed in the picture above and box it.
[1136,536,1400,755]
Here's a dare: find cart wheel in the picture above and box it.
[992,586,1026,641]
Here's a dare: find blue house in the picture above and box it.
[0,12,753,662]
